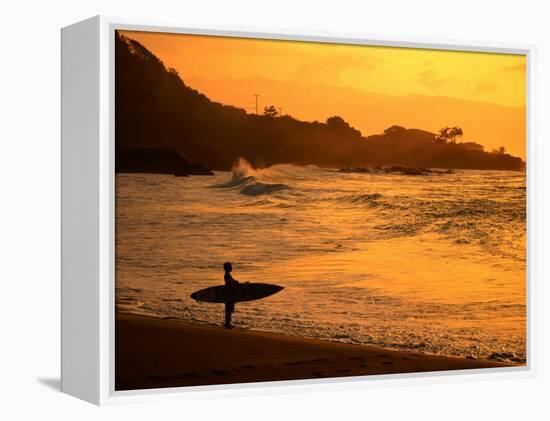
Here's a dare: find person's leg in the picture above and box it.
[225,303,231,328]
[225,302,234,329]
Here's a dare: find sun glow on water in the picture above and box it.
[116,162,526,362]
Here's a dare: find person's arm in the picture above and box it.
[228,273,239,285]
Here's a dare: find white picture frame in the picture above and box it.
[61,15,536,405]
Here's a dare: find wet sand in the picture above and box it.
[115,313,513,391]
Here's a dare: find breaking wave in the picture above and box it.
[212,158,291,196]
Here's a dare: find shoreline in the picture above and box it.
[115,313,516,391]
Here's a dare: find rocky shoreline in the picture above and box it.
[116,147,214,177]
[339,166,454,176]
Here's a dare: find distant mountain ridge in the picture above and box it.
[115,33,524,172]
[189,76,526,160]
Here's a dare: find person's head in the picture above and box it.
[223,262,232,272]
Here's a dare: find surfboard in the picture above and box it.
[190,283,284,303]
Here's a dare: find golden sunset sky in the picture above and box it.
[120,30,527,158]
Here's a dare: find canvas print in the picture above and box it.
[114,30,526,391]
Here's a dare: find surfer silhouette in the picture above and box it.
[223,262,238,329]
[190,263,283,328]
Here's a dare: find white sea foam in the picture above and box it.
[212,158,291,196]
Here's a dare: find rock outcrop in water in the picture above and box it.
[116,147,214,176]
[339,166,454,176]
[115,32,525,172]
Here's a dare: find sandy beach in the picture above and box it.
[115,313,513,391]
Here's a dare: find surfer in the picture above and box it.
[223,262,239,329]
[190,266,282,329]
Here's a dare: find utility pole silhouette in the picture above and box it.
[254,94,259,115]
[278,107,283,117]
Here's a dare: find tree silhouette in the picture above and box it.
[435,127,450,144]
[449,127,463,143]
[263,105,279,118]
[326,116,347,127]
[326,116,362,138]
[435,126,463,144]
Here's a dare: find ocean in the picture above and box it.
[115,160,526,363]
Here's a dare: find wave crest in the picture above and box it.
[213,158,291,196]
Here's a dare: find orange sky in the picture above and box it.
[120,30,527,159]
